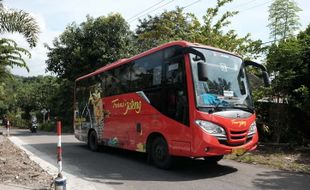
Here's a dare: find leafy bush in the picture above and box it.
[6,111,29,128]
[39,121,73,133]
[39,121,56,132]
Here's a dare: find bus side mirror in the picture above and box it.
[244,60,270,87]
[262,71,270,87]
[198,62,208,81]
[182,47,206,62]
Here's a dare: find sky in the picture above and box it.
[2,0,310,77]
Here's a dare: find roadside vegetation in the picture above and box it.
[0,0,309,173]
[226,144,310,174]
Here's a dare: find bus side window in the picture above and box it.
[98,73,106,97]
[119,65,131,93]
[105,70,120,96]
[128,51,163,111]
[130,51,162,91]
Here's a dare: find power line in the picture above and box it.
[238,0,273,13]
[182,0,202,9]
[129,0,176,23]
[127,0,167,22]
[230,0,260,10]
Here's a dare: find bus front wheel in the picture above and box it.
[151,137,172,169]
[88,130,98,152]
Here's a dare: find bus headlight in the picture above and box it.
[247,122,257,137]
[195,120,227,140]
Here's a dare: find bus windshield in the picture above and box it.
[190,48,253,112]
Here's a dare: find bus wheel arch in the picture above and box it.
[146,133,172,169]
[88,129,98,152]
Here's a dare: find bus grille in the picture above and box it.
[218,130,252,147]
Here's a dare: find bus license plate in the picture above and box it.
[232,148,246,156]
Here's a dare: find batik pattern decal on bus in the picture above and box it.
[111,98,142,115]
[136,143,146,152]
[107,137,120,147]
[89,88,110,123]
[89,89,103,125]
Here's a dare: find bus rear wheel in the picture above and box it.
[151,137,172,169]
[204,155,224,163]
[88,130,98,152]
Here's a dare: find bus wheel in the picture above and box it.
[88,130,98,152]
[204,155,224,163]
[151,137,172,169]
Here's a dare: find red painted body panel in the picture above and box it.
[99,91,257,157]
[101,93,192,155]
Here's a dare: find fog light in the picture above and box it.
[205,147,209,152]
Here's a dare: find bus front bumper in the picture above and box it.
[192,132,258,157]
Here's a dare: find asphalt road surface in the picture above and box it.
[8,129,310,190]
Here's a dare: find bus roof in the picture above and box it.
[76,40,239,81]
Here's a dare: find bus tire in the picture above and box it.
[88,130,98,152]
[204,155,224,163]
[151,137,172,169]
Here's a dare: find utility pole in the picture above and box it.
[41,109,48,123]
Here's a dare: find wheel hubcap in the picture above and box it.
[155,145,166,161]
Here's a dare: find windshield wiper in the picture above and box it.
[231,103,254,112]
[197,102,227,113]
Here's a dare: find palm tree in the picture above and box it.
[0,0,38,75]
[0,0,40,48]
[0,38,30,70]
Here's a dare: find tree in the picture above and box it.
[136,0,266,59]
[46,14,134,80]
[264,24,310,143]
[0,0,40,94]
[0,75,61,127]
[14,76,60,121]
[136,7,201,51]
[268,0,301,41]
[0,38,30,71]
[0,0,40,48]
[45,13,135,126]
[0,38,30,96]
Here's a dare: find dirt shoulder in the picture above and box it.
[225,144,310,174]
[0,134,53,189]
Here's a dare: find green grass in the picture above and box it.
[225,145,310,174]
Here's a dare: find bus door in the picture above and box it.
[162,47,191,140]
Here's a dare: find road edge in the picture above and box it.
[9,136,101,190]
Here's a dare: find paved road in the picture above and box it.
[7,129,310,190]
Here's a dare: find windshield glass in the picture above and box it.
[190,48,253,111]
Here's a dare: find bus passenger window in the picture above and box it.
[131,51,162,91]
[119,65,131,93]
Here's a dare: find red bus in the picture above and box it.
[74,41,269,168]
